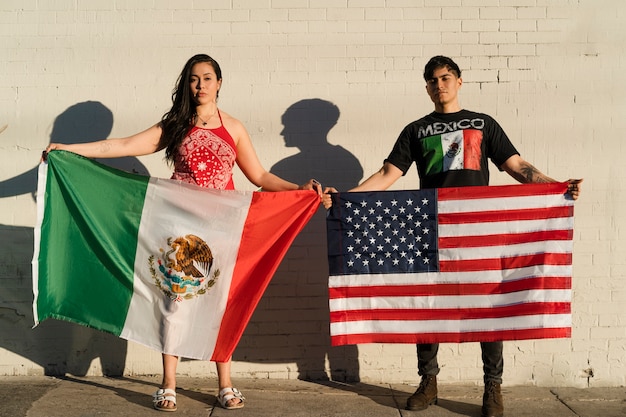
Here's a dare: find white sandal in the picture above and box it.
[217,387,245,410]
[153,388,177,412]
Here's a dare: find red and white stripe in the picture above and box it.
[329,182,574,346]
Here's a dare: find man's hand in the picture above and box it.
[567,178,583,200]
[322,187,338,209]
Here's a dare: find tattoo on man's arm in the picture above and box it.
[519,163,551,183]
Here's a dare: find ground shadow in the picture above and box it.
[0,101,150,376]
[234,99,364,382]
[434,398,482,416]
[58,375,214,411]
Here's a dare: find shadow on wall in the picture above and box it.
[0,101,149,376]
[0,99,365,381]
[234,99,364,381]
[0,101,149,200]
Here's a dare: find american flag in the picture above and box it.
[326,183,574,346]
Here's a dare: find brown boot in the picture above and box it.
[481,380,504,417]
[406,375,438,411]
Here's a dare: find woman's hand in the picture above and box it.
[41,143,65,161]
[298,179,323,197]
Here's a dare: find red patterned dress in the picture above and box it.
[171,110,237,190]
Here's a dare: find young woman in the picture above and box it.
[45,54,322,412]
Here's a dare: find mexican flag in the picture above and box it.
[32,151,320,362]
[422,129,483,175]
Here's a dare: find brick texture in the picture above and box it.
[0,1,624,387]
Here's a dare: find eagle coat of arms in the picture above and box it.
[149,234,220,302]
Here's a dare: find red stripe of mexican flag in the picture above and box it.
[33,151,319,362]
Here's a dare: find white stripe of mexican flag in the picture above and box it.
[33,151,319,362]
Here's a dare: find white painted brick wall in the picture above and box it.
[1,1,624,388]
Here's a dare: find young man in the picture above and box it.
[323,55,581,417]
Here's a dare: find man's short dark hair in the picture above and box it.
[423,56,462,80]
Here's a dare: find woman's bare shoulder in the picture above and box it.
[219,109,247,137]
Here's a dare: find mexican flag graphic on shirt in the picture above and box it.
[421,129,483,176]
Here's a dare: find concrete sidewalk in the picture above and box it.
[0,375,624,417]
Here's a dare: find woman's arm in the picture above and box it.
[45,124,163,159]
[228,116,320,194]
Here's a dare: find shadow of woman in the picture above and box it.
[234,99,364,382]
[0,100,149,200]
[0,101,150,376]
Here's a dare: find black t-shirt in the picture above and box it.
[385,109,519,188]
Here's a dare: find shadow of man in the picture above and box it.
[0,101,149,376]
[271,99,363,191]
[236,99,363,382]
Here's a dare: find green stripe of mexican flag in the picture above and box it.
[33,151,319,362]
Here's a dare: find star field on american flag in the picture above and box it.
[327,189,439,275]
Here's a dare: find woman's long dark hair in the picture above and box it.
[159,54,222,163]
